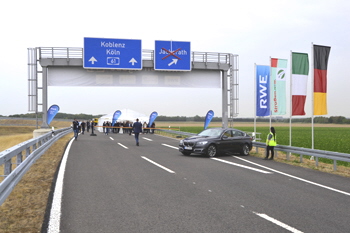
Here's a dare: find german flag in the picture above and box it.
[313,45,331,115]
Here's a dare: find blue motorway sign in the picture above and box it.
[154,40,191,71]
[83,37,142,70]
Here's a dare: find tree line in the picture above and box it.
[3,113,350,124]
[5,113,103,120]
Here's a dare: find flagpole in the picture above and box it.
[289,51,292,153]
[269,57,272,128]
[311,42,315,150]
[254,63,257,141]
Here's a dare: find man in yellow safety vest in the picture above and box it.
[264,127,276,160]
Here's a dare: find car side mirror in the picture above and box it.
[222,135,228,140]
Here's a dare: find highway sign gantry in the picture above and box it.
[83,37,142,70]
[154,40,191,71]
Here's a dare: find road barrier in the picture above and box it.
[252,142,350,171]
[0,127,72,206]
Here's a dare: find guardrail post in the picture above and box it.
[25,147,30,159]
[4,159,12,176]
[315,157,319,167]
[300,154,303,163]
[17,151,23,166]
[333,160,337,171]
[286,152,290,161]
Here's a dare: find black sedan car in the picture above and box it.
[179,128,253,157]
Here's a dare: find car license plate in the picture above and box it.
[184,146,192,150]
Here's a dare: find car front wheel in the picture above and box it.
[240,144,250,156]
[207,144,217,157]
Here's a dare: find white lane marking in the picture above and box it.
[234,156,350,196]
[118,143,128,149]
[109,137,114,140]
[47,137,74,233]
[162,143,178,149]
[254,212,303,233]
[141,156,175,174]
[142,137,153,141]
[211,158,272,174]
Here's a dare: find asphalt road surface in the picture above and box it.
[49,131,350,233]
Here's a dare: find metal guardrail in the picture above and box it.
[158,129,350,171]
[252,142,350,171]
[0,127,72,206]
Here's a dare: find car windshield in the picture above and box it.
[198,128,222,137]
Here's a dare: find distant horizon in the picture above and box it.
[2,113,349,120]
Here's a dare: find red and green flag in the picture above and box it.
[292,52,309,116]
[271,58,288,115]
[313,45,331,115]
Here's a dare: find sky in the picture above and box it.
[1,0,349,118]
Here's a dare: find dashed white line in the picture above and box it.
[162,143,178,149]
[118,143,128,149]
[142,137,153,141]
[141,156,175,174]
[254,212,303,233]
[211,158,272,174]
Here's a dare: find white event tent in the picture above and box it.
[97,109,149,132]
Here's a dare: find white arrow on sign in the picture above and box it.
[89,56,97,64]
[129,58,137,66]
[168,59,178,66]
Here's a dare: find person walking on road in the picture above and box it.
[150,122,155,134]
[81,121,86,134]
[105,121,110,135]
[264,127,277,160]
[102,121,106,134]
[132,118,142,146]
[86,120,90,132]
[72,119,79,140]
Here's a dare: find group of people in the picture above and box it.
[72,119,96,140]
[73,118,155,146]
[101,118,153,146]
[101,120,156,135]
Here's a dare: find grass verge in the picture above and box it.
[0,133,73,232]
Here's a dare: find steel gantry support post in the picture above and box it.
[222,70,228,128]
[41,66,49,128]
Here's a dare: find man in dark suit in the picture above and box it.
[132,118,142,146]
[72,119,79,140]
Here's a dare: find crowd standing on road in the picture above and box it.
[72,118,157,146]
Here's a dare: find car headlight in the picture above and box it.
[197,141,208,146]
